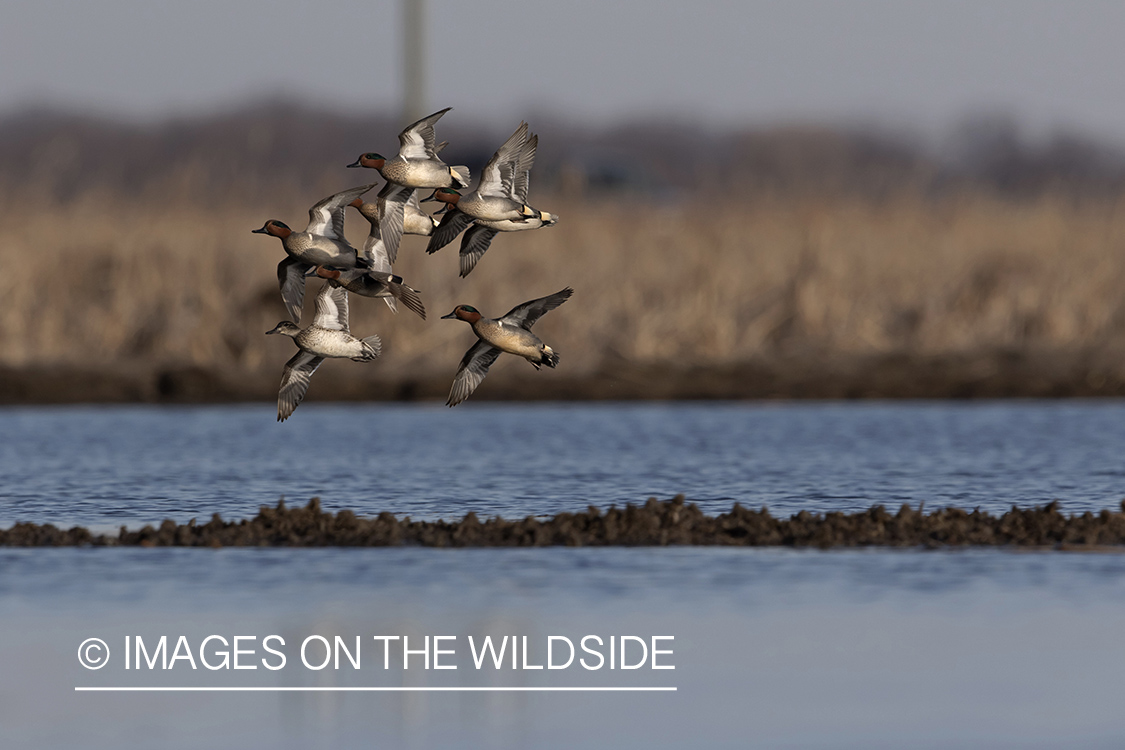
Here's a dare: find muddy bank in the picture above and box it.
[5,496,1125,549]
[3,347,1125,404]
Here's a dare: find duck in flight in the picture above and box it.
[441,288,573,406]
[266,283,381,421]
[347,108,470,265]
[253,183,375,322]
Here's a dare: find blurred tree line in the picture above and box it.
[2,102,1124,204]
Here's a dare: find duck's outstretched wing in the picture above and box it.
[278,351,324,422]
[306,184,375,239]
[458,225,499,277]
[376,182,414,263]
[277,257,313,323]
[405,189,424,215]
[312,282,350,332]
[447,341,502,407]
[478,122,529,199]
[426,208,475,254]
[359,221,393,274]
[398,107,451,160]
[499,287,574,330]
[512,133,538,203]
[348,200,394,272]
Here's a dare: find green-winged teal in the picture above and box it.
[424,123,555,276]
[424,122,538,221]
[314,266,425,320]
[253,183,375,322]
[266,283,381,421]
[341,197,426,318]
[440,287,573,407]
[347,108,470,263]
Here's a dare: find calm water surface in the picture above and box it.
[3,401,1125,749]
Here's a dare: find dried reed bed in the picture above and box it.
[3,185,1125,384]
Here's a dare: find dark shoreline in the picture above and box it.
[5,496,1125,549]
[3,348,1125,405]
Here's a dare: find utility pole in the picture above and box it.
[402,0,426,124]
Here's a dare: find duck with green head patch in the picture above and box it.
[423,123,556,276]
[440,288,573,407]
[347,108,470,264]
[334,196,427,319]
[253,183,375,322]
[314,266,425,320]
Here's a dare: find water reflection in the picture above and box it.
[4,547,1125,748]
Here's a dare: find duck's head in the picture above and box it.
[315,267,342,280]
[348,196,379,223]
[347,152,386,170]
[252,220,292,238]
[266,320,301,337]
[441,304,482,323]
[423,187,461,205]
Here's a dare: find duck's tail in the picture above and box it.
[450,166,471,189]
[354,334,382,361]
[540,346,560,369]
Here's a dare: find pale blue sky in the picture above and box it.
[3,0,1125,142]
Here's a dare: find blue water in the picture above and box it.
[4,401,1125,749]
[2,401,1123,528]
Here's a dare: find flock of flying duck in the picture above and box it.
[253,108,569,421]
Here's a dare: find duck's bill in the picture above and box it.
[345,158,362,168]
[440,312,458,319]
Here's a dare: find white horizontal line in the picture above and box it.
[75,686,676,692]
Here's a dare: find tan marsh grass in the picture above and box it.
[3,188,1125,384]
